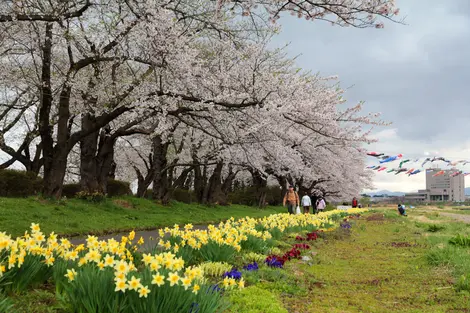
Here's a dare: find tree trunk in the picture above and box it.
[79,113,100,193]
[96,127,116,194]
[38,23,63,198]
[220,165,237,205]
[274,175,289,201]
[43,148,69,198]
[206,162,224,204]
[251,169,268,208]
[152,135,169,203]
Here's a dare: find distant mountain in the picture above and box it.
[363,190,406,197]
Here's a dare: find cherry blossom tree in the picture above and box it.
[0,0,400,199]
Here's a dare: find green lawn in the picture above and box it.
[276,210,470,312]
[0,196,284,237]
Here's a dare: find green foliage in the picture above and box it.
[269,227,283,240]
[62,184,81,198]
[228,186,283,206]
[227,286,288,313]
[426,224,446,232]
[198,241,237,263]
[449,234,470,247]
[10,289,65,313]
[0,294,14,312]
[75,191,106,202]
[242,267,306,296]
[268,247,282,255]
[240,235,273,254]
[107,180,132,197]
[0,254,53,294]
[172,188,194,204]
[241,252,266,264]
[0,170,42,197]
[456,275,470,292]
[59,265,227,313]
[198,262,233,277]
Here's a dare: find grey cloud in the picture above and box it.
[271,0,470,143]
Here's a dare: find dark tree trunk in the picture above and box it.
[39,23,68,198]
[96,127,116,194]
[193,152,206,203]
[79,113,100,193]
[220,165,237,205]
[205,162,223,204]
[152,135,170,203]
[274,175,289,201]
[251,169,268,208]
[134,156,155,198]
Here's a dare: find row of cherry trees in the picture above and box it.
[0,0,400,203]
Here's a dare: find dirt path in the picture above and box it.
[439,212,470,223]
[281,215,470,313]
[68,225,208,251]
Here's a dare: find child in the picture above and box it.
[316,198,326,214]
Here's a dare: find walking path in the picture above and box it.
[68,225,209,250]
[439,212,470,223]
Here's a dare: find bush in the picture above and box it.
[107,179,132,197]
[0,169,42,197]
[227,286,288,313]
[62,183,81,198]
[75,191,106,202]
[173,188,194,203]
[228,186,282,206]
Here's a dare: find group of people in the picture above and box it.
[282,185,326,214]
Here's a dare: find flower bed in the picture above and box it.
[0,208,367,312]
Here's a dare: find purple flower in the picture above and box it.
[243,262,259,271]
[265,256,284,268]
[189,302,200,313]
[223,269,242,280]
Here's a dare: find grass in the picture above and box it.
[276,210,470,312]
[0,196,284,237]
[9,207,470,312]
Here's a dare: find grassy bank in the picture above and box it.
[226,209,470,313]
[0,196,284,237]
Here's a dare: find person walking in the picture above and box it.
[283,185,299,214]
[316,197,326,214]
[352,197,358,208]
[301,193,312,214]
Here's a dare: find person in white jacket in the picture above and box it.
[301,193,312,214]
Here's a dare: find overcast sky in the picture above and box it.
[272,0,470,193]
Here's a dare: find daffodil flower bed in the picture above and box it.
[0,208,367,312]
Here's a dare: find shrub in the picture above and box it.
[0,169,42,197]
[198,262,233,278]
[426,224,446,233]
[227,286,288,313]
[172,188,194,203]
[75,191,106,202]
[107,179,132,197]
[228,186,282,206]
[449,234,470,247]
[62,183,81,198]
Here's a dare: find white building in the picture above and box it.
[404,168,465,203]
